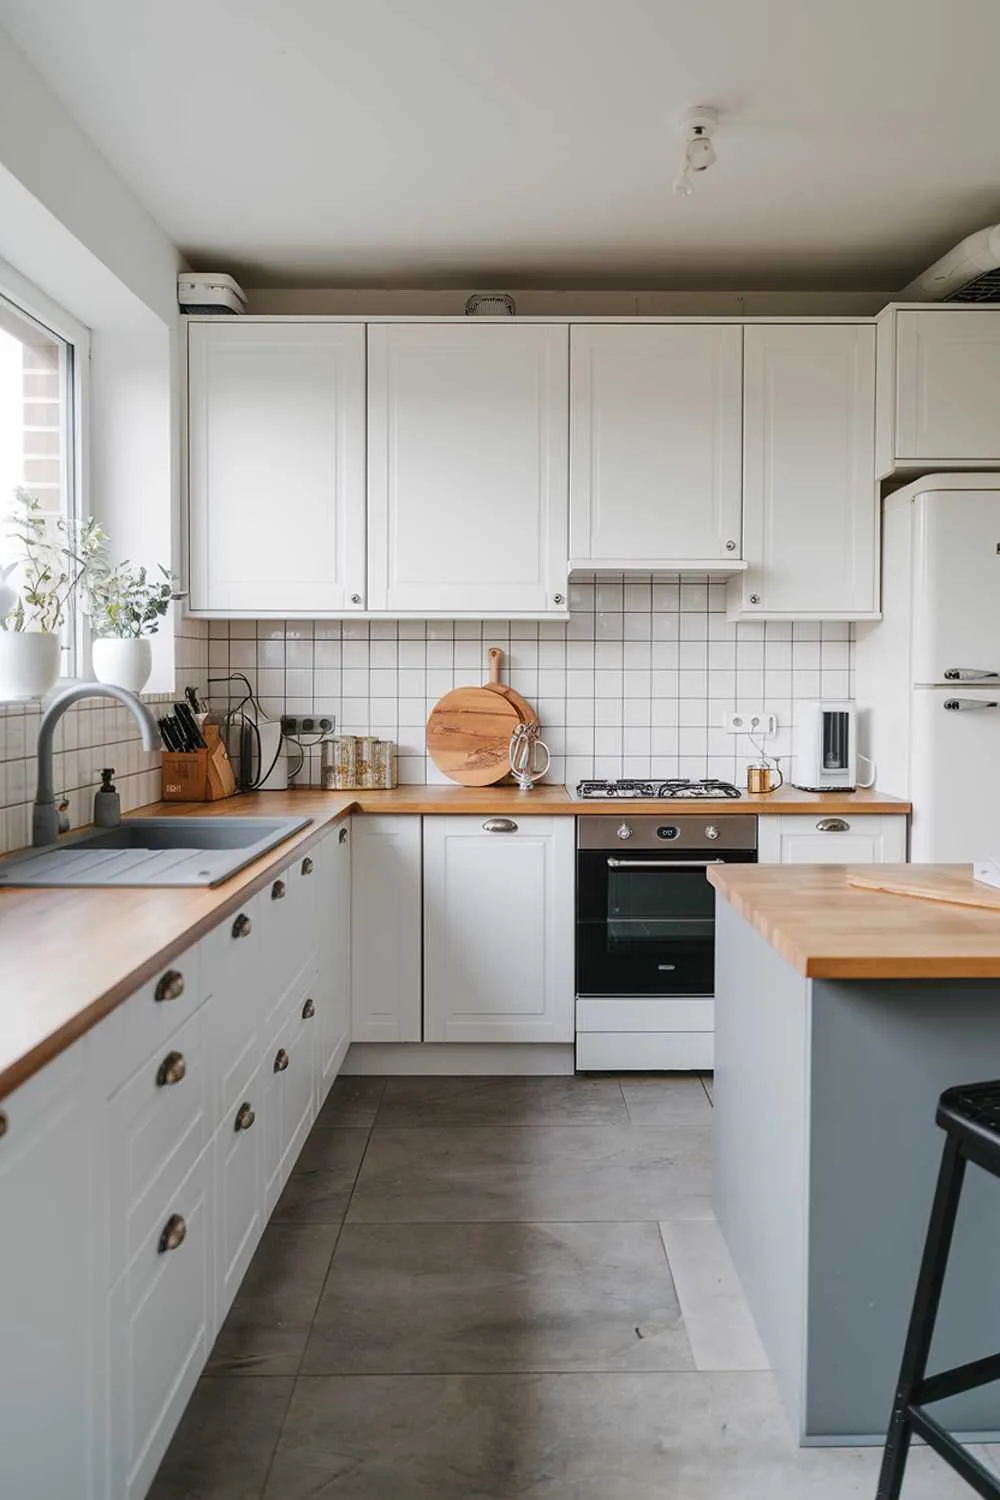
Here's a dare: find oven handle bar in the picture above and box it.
[605,857,727,869]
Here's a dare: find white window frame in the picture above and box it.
[0,255,90,681]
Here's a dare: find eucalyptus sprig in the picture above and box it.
[87,560,184,638]
[0,488,106,632]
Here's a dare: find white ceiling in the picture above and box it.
[2,0,1000,291]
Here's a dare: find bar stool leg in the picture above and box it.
[876,1134,967,1500]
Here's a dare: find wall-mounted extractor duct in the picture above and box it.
[465,293,516,316]
[178,272,247,315]
[899,225,1000,301]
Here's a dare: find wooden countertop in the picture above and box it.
[0,783,908,1104]
[708,863,1000,980]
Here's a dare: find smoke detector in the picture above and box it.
[673,107,719,198]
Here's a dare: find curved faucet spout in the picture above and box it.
[33,683,162,846]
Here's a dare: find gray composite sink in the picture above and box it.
[0,815,312,888]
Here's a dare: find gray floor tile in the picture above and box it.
[263,1371,976,1499]
[149,1375,292,1499]
[620,1073,713,1126]
[207,1223,341,1376]
[302,1220,693,1374]
[376,1075,628,1128]
[659,1219,768,1371]
[348,1124,713,1223]
[274,1128,369,1225]
[316,1076,386,1129]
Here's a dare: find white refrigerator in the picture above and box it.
[855,473,1000,862]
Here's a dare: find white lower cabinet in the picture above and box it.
[423,816,575,1043]
[214,1063,263,1327]
[351,814,422,1042]
[0,1041,104,1500]
[314,820,351,1102]
[109,1148,212,1500]
[758,814,908,864]
[262,973,317,1216]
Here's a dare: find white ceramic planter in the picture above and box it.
[92,637,152,695]
[0,631,61,701]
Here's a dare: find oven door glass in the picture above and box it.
[576,849,756,996]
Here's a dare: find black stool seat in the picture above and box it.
[877,1079,1000,1500]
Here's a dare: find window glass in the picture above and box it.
[0,294,76,669]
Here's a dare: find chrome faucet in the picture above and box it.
[32,684,161,847]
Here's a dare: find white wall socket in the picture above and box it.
[724,711,778,736]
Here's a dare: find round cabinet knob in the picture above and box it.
[231,912,252,940]
[616,823,633,841]
[301,856,314,876]
[0,1111,7,1140]
[273,1048,290,1073]
[725,539,737,551]
[350,593,362,605]
[553,593,565,606]
[158,1214,187,1254]
[338,827,349,845]
[301,997,315,1020]
[749,593,761,606]
[705,825,720,840]
[234,1102,256,1132]
[155,1051,187,1088]
[271,879,286,901]
[154,970,184,1003]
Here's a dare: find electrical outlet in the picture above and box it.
[281,714,334,736]
[723,711,778,736]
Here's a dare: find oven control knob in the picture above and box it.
[705,825,720,840]
[616,823,633,841]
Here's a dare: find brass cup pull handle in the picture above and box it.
[271,879,286,901]
[816,817,850,833]
[234,1102,255,1132]
[273,1048,290,1073]
[483,817,518,834]
[154,970,184,1003]
[301,997,315,1020]
[158,1213,187,1254]
[232,913,252,939]
[156,1051,187,1088]
[301,856,314,875]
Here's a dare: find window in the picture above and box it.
[0,274,86,676]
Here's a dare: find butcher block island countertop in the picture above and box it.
[0,783,908,1103]
[708,862,1000,980]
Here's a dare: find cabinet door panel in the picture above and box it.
[351,815,422,1042]
[315,823,351,1105]
[0,1043,101,1500]
[570,324,742,564]
[214,1064,263,1326]
[188,322,366,612]
[368,324,568,613]
[896,311,1000,461]
[424,816,574,1043]
[736,324,877,619]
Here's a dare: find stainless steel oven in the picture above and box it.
[576,815,758,997]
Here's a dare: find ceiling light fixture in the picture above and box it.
[673,106,719,198]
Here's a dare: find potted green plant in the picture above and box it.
[87,558,183,693]
[0,489,104,701]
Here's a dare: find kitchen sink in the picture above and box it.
[0,815,312,888]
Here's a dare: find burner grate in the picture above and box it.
[575,777,742,801]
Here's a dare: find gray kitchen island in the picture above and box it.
[708,862,1000,1445]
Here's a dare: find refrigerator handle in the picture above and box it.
[943,668,1000,681]
[943,698,1000,712]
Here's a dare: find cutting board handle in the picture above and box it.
[487,647,503,684]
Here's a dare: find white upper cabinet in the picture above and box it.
[879,308,1000,473]
[187,321,366,613]
[423,816,575,1044]
[731,323,878,620]
[367,323,569,614]
[569,324,743,567]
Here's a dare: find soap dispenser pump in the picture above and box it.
[94,768,121,829]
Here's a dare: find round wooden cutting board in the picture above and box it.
[481,647,538,726]
[426,670,522,786]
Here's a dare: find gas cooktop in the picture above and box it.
[575,778,743,801]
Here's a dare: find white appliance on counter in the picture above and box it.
[856,473,1000,861]
[790,700,859,791]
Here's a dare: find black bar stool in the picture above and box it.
[877,1080,1000,1500]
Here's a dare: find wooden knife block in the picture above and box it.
[161,724,237,802]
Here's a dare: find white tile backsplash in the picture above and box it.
[204,576,854,789]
